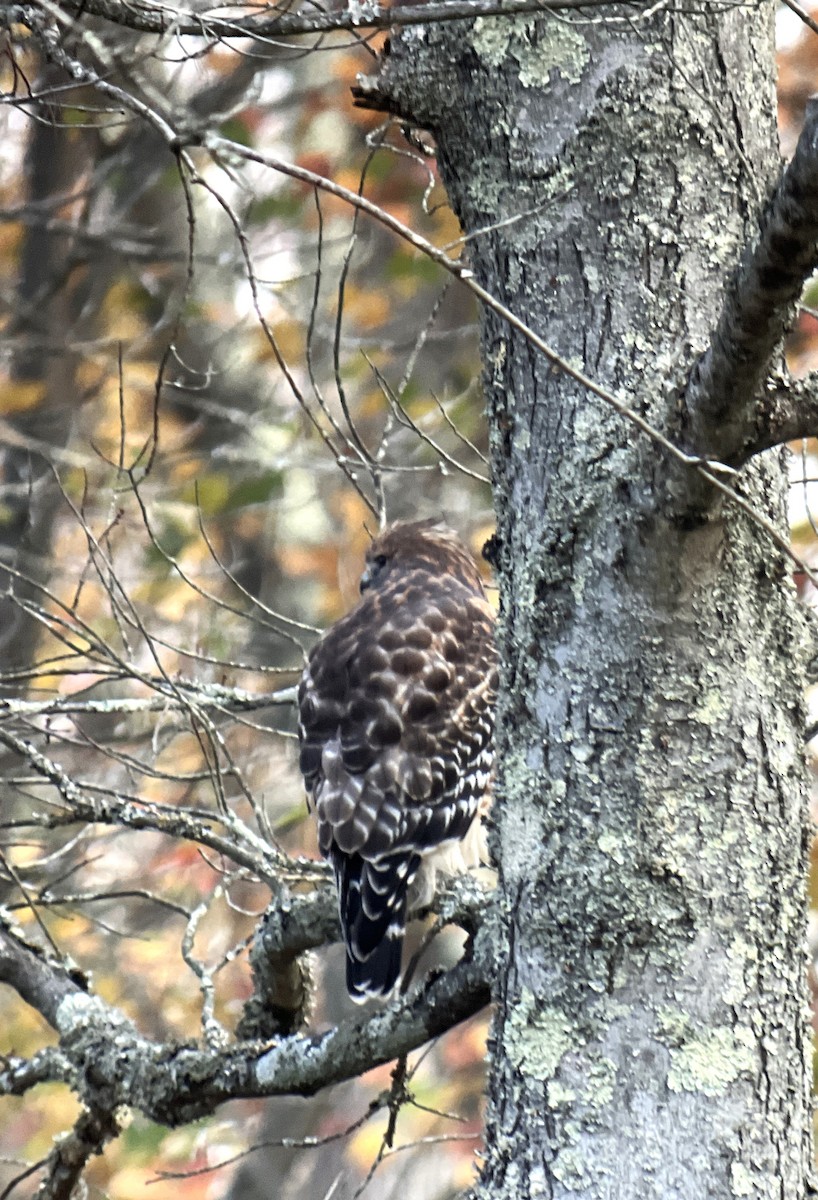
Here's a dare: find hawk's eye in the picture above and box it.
[360,553,389,593]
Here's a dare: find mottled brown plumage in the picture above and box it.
[298,519,497,1000]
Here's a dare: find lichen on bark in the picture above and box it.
[363,7,811,1198]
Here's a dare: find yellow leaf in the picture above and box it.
[343,283,391,331]
[0,219,23,258]
[0,378,46,413]
[107,1165,157,1198]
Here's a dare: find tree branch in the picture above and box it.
[685,98,818,462]
[1,880,490,1122]
[29,0,625,41]
[0,683,297,719]
[238,875,491,1037]
[48,959,488,1126]
[0,915,86,1027]
[238,888,336,1039]
[35,1107,121,1200]
[751,366,818,451]
[0,1048,74,1097]
[0,724,321,884]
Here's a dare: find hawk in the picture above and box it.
[297,519,497,1001]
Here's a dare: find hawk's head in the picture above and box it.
[359,519,486,596]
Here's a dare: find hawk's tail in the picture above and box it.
[335,851,420,1002]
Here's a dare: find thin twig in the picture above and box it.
[204,134,818,589]
[48,0,639,41]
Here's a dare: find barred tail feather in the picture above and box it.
[335,851,419,1002]
[346,933,403,1001]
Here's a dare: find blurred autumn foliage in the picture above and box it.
[0,15,493,1200]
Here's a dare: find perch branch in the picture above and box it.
[46,959,488,1125]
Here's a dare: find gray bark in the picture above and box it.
[365,7,812,1199]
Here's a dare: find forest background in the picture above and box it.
[1,3,818,1199]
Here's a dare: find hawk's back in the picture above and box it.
[298,520,497,1000]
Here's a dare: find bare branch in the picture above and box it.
[0,1048,73,1097]
[751,367,818,451]
[0,725,321,884]
[238,874,490,1037]
[48,958,488,1125]
[780,0,818,39]
[0,684,297,719]
[30,0,630,41]
[238,888,335,1039]
[35,1106,121,1200]
[1,879,488,1120]
[0,928,118,1195]
[685,98,818,461]
[0,914,85,1028]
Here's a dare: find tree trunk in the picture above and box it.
[0,64,87,681]
[370,9,812,1198]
